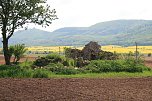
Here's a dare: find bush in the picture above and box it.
[85,59,149,73]
[9,44,27,64]
[19,60,33,69]
[0,66,32,78]
[125,65,142,73]
[84,65,100,73]
[63,58,75,67]
[46,63,78,75]
[33,57,50,67]
[8,69,32,78]
[46,63,64,72]
[109,60,125,72]
[85,60,112,73]
[46,53,65,63]
[33,53,66,67]
[0,65,18,71]
[60,67,79,75]
[33,69,50,78]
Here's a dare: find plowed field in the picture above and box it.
[0,78,152,101]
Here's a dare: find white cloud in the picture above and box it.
[38,0,152,31]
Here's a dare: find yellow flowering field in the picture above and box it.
[26,45,152,54]
[102,45,152,54]
[27,46,72,52]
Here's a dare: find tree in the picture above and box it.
[8,45,14,62]
[0,0,58,65]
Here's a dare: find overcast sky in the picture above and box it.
[36,0,152,32]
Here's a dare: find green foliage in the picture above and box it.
[19,60,33,69]
[33,57,50,67]
[33,53,66,67]
[7,69,32,78]
[0,65,19,71]
[47,63,78,75]
[10,44,27,63]
[85,59,150,73]
[0,0,57,35]
[47,63,64,72]
[0,65,32,78]
[33,69,50,78]
[64,47,72,58]
[46,53,66,63]
[0,65,50,78]
[59,67,78,75]
[63,58,75,67]
[0,0,57,65]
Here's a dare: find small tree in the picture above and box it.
[0,0,57,65]
[14,44,27,63]
[9,44,27,64]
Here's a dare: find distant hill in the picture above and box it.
[5,20,152,46]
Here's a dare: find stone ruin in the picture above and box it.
[65,41,117,67]
[65,41,117,62]
[82,41,102,60]
[66,41,102,60]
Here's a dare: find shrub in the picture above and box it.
[86,60,113,72]
[84,65,100,73]
[0,65,16,71]
[46,63,64,72]
[125,65,143,73]
[109,60,125,72]
[46,63,78,75]
[77,68,89,74]
[63,58,75,67]
[0,70,8,78]
[33,69,50,78]
[9,44,27,64]
[8,69,32,78]
[19,60,33,69]
[33,53,66,67]
[59,67,79,75]
[33,57,50,67]
[85,59,149,73]
[0,67,32,78]
[46,53,65,63]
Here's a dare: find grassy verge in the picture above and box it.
[47,71,152,78]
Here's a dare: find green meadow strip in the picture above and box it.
[48,71,152,78]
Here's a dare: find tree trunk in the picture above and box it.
[3,39,11,65]
[1,17,11,65]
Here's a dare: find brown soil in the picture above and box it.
[0,55,37,64]
[0,78,152,101]
[144,57,152,69]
